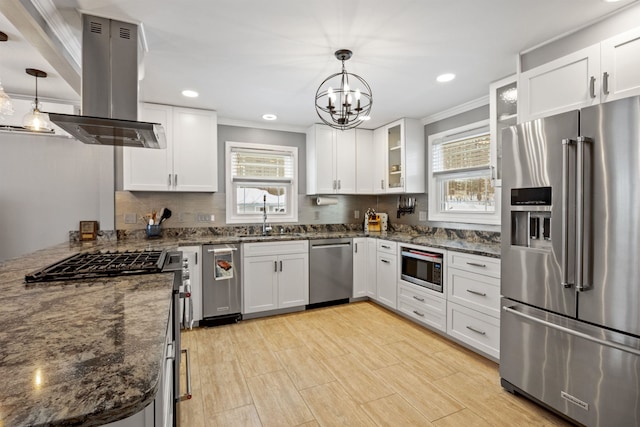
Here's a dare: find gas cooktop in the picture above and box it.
[25,250,167,283]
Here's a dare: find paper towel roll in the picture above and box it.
[316,197,338,206]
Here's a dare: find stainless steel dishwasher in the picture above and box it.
[309,238,353,307]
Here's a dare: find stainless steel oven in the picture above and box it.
[400,246,443,292]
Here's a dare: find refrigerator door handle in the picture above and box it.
[561,139,574,289]
[576,137,591,292]
[503,305,640,357]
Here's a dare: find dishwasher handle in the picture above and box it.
[311,242,352,249]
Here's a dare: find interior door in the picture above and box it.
[501,110,579,317]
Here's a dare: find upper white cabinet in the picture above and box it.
[519,26,640,122]
[123,103,218,192]
[519,44,600,122]
[600,27,640,103]
[355,129,374,193]
[372,118,424,194]
[489,75,517,187]
[306,124,356,194]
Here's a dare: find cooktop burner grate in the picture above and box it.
[25,250,167,283]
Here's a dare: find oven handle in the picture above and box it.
[208,247,238,253]
[179,348,193,401]
[401,251,442,263]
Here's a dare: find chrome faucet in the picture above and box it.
[262,195,272,235]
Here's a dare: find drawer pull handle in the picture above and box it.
[381,259,391,264]
[381,245,391,249]
[466,325,486,336]
[466,262,487,268]
[412,310,425,317]
[412,296,425,302]
[466,289,487,297]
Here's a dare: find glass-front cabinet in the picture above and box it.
[373,118,424,194]
[489,75,517,187]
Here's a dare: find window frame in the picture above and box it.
[225,141,298,224]
[427,119,501,225]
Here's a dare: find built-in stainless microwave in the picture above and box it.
[400,247,443,292]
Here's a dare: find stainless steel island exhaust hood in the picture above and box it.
[49,14,166,149]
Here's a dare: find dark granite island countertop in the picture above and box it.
[0,241,177,427]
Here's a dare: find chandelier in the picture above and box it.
[315,49,372,131]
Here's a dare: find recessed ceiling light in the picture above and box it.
[182,90,199,98]
[436,73,456,83]
[262,114,277,121]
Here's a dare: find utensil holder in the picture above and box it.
[146,224,162,238]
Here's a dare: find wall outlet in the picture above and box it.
[314,210,320,221]
[196,213,215,222]
[124,213,137,224]
[354,210,360,219]
[419,211,427,221]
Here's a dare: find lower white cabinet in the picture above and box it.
[398,282,446,332]
[242,241,309,314]
[446,251,501,360]
[375,240,397,309]
[352,237,369,298]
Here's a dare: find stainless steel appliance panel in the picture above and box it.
[501,111,579,317]
[500,299,640,427]
[202,245,241,318]
[309,239,353,304]
[578,97,640,336]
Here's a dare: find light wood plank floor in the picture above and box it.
[179,301,574,427]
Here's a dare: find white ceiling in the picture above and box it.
[0,0,636,130]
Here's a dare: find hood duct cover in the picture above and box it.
[49,15,166,149]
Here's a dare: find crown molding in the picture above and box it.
[30,0,81,66]
[217,117,307,134]
[421,95,489,125]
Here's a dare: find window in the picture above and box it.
[226,141,298,224]
[428,120,500,225]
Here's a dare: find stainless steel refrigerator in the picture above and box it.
[501,95,640,427]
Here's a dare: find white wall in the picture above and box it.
[0,132,114,261]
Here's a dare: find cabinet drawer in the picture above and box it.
[447,302,500,360]
[447,268,500,317]
[243,240,308,257]
[447,251,500,278]
[377,239,397,255]
[398,283,446,332]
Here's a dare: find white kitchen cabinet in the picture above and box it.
[600,26,640,103]
[123,103,217,192]
[352,237,371,298]
[398,282,446,332]
[519,44,600,122]
[242,241,309,314]
[519,27,640,123]
[366,238,377,298]
[306,124,356,194]
[375,239,397,309]
[372,118,424,194]
[355,129,374,193]
[489,75,517,187]
[446,251,501,360]
[179,245,202,325]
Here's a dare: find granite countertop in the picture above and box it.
[0,228,498,426]
[0,240,177,427]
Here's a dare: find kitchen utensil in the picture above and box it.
[159,208,172,224]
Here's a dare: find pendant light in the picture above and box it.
[23,68,52,132]
[0,31,14,118]
[315,49,373,131]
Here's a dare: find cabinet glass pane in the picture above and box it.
[387,124,402,188]
[495,82,517,180]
